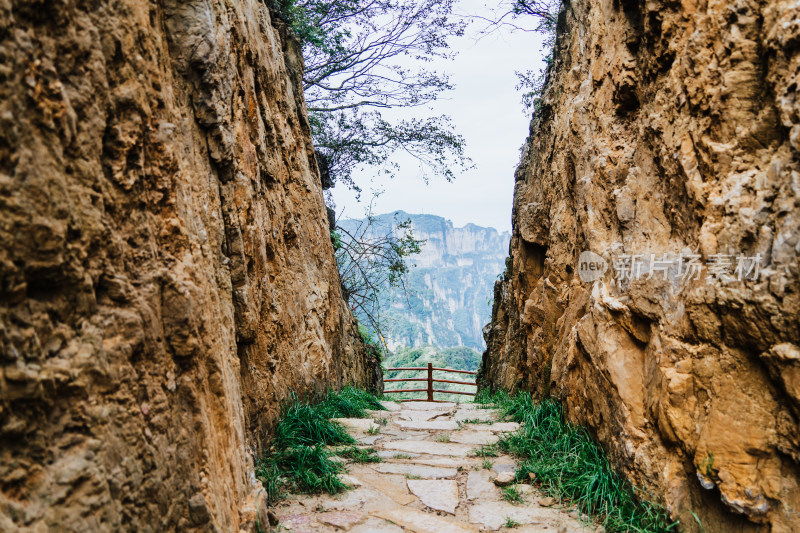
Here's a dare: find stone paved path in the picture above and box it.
[271,401,594,532]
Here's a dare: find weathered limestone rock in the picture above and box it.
[0,1,379,530]
[492,472,516,487]
[479,0,800,530]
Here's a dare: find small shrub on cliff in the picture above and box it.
[481,391,677,533]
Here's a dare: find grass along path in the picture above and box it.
[262,392,591,532]
[256,387,386,503]
[476,389,678,533]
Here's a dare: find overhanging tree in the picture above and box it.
[476,0,561,114]
[274,0,471,193]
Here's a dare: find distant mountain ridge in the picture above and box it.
[338,211,510,351]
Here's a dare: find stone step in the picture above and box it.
[406,479,460,514]
[380,440,475,457]
[371,506,477,533]
[372,463,458,479]
[395,419,460,431]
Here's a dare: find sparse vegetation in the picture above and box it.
[338,446,382,464]
[479,390,678,533]
[471,444,499,457]
[462,418,494,424]
[502,485,523,504]
[482,458,494,470]
[255,388,384,504]
[504,516,520,528]
[435,432,451,442]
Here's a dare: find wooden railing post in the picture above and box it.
[427,363,434,402]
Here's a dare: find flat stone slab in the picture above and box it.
[358,435,383,445]
[381,440,474,457]
[350,517,406,533]
[379,401,403,411]
[404,457,461,468]
[341,474,363,487]
[326,487,387,512]
[454,409,500,422]
[467,470,499,501]
[373,463,457,479]
[372,506,476,533]
[332,418,380,432]
[377,450,420,459]
[449,430,499,445]
[357,473,416,506]
[401,401,456,410]
[407,479,459,514]
[399,410,452,422]
[468,501,580,531]
[396,419,460,431]
[382,430,429,438]
[317,510,365,530]
[279,513,316,533]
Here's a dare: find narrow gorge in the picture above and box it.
[0,0,798,532]
[480,0,800,531]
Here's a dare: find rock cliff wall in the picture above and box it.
[480,0,800,530]
[0,1,379,530]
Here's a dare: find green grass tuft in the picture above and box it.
[338,446,382,464]
[317,386,386,418]
[471,443,499,457]
[256,387,383,504]
[481,390,678,533]
[274,396,355,448]
[502,485,523,504]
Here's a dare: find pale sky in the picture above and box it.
[330,1,549,233]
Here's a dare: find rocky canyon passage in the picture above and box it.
[1,0,799,532]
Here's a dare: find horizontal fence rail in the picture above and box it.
[383,362,477,402]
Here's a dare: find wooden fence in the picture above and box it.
[383,363,477,402]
